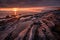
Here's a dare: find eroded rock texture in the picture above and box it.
[0,10,60,40]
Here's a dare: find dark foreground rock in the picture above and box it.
[0,9,60,40]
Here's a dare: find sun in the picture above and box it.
[13,8,17,11]
[13,8,17,15]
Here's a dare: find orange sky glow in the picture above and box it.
[0,7,46,15]
[0,7,46,12]
[0,7,58,15]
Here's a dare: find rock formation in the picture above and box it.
[0,9,60,40]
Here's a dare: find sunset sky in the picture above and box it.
[0,0,60,17]
[0,0,60,7]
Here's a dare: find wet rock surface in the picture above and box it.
[0,10,60,40]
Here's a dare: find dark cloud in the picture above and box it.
[0,0,60,7]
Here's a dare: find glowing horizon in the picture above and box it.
[0,7,46,12]
[0,7,58,15]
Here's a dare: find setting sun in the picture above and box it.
[13,8,17,15]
